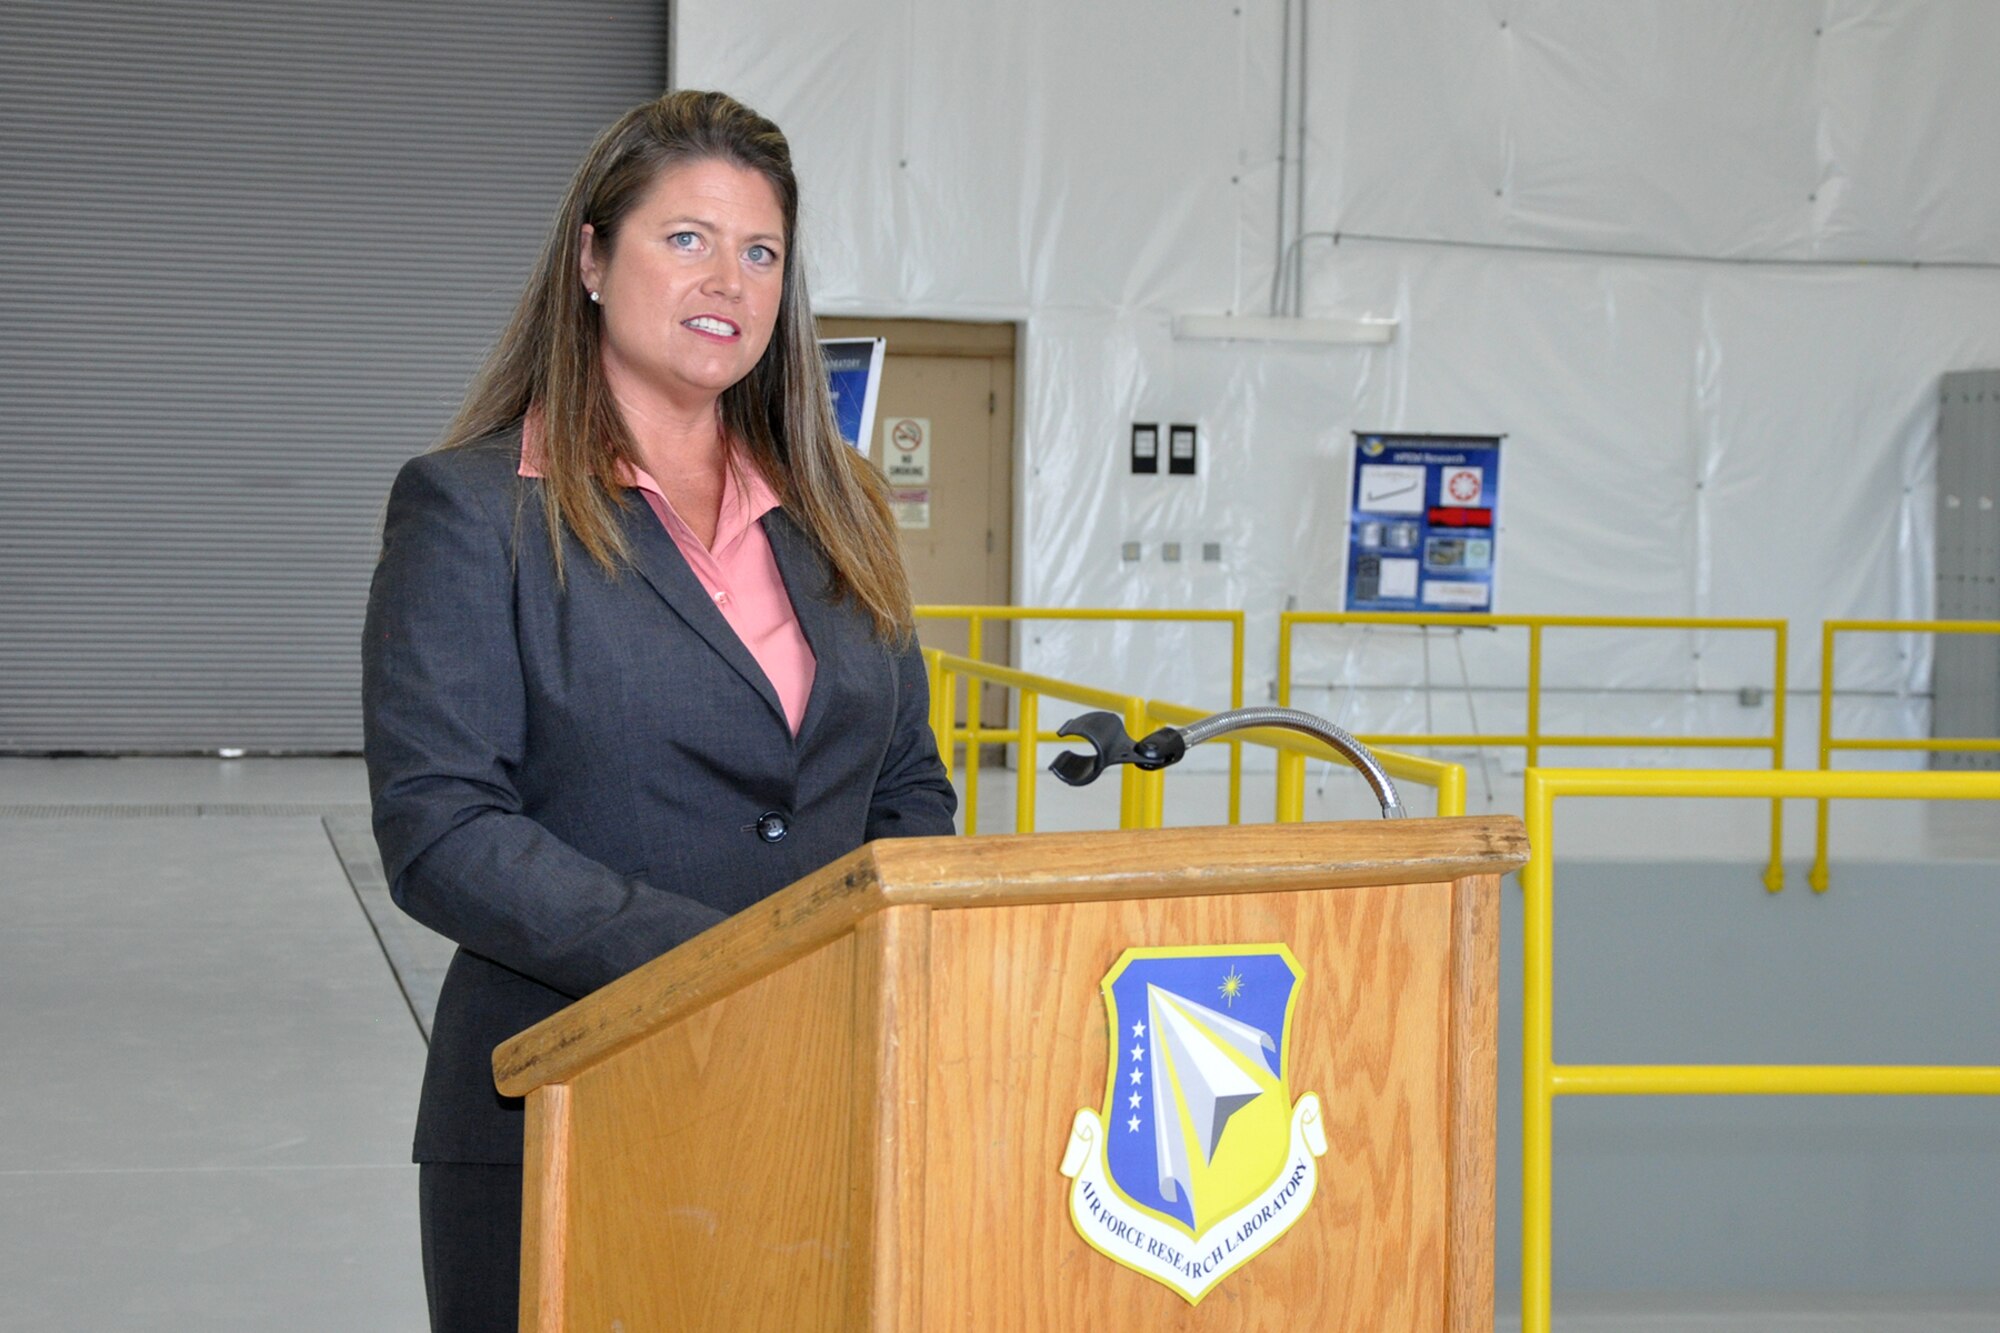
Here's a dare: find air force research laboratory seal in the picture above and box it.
[1058,944,1327,1304]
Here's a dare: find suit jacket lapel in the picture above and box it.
[617,497,789,729]
[762,508,843,745]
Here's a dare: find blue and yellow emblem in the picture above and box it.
[1059,944,1328,1303]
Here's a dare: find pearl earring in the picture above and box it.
[589,290,602,304]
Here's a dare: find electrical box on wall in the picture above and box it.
[1130,423,1159,474]
[1168,423,1198,475]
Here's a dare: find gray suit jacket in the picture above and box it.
[362,433,956,1163]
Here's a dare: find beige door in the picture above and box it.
[818,318,1015,729]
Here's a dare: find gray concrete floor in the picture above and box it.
[0,759,427,1331]
[1,755,1994,1330]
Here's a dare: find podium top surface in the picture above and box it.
[494,815,1526,1096]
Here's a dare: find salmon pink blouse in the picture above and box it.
[518,423,816,734]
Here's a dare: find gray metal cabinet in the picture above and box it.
[1933,370,2000,769]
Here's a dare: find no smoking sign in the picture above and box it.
[881,416,931,485]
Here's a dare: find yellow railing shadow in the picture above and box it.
[1812,618,2000,890]
[1280,612,1790,889]
[1518,765,2000,1333]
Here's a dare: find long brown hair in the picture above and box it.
[438,90,912,641]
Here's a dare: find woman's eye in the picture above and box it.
[668,231,702,251]
[746,244,779,266]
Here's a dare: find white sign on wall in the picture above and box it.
[1354,463,1427,515]
[1438,465,1486,507]
[882,416,932,485]
[891,488,931,529]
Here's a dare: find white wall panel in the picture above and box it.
[1505,4,1819,259]
[1309,1,1515,254]
[1320,0,2000,265]
[681,5,2000,1296]
[1814,0,2000,262]
[690,0,1256,315]
[677,1,912,303]
[678,0,2000,722]
[1694,270,1933,689]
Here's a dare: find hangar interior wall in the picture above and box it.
[679,5,2000,1305]
[680,0,2000,742]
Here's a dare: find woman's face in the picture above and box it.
[580,157,787,416]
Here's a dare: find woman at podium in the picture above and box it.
[362,89,957,1331]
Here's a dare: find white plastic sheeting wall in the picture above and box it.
[677,1,2000,730]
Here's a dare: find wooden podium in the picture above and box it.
[494,815,1527,1331]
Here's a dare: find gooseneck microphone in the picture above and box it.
[1050,706,1406,819]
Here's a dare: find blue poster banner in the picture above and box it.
[1344,433,1503,613]
[820,336,885,454]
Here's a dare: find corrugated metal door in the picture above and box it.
[0,1,663,751]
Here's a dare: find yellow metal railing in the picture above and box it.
[917,606,1247,822]
[923,650,1465,832]
[1811,618,2000,891]
[925,650,1160,833]
[1280,612,1790,889]
[1519,766,2000,1333]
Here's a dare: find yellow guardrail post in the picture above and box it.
[1812,620,1836,892]
[1228,613,1245,825]
[1276,613,1292,709]
[924,649,949,767]
[1142,706,1169,829]
[1280,769,1312,821]
[937,659,958,783]
[963,612,985,835]
[1520,768,1556,1333]
[1435,758,1466,818]
[1764,621,1788,893]
[1016,690,1039,834]
[1276,613,1306,822]
[963,690,983,837]
[1122,697,1152,828]
[1525,622,1544,772]
[1521,764,2000,1333]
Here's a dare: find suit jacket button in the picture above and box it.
[756,811,789,843]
